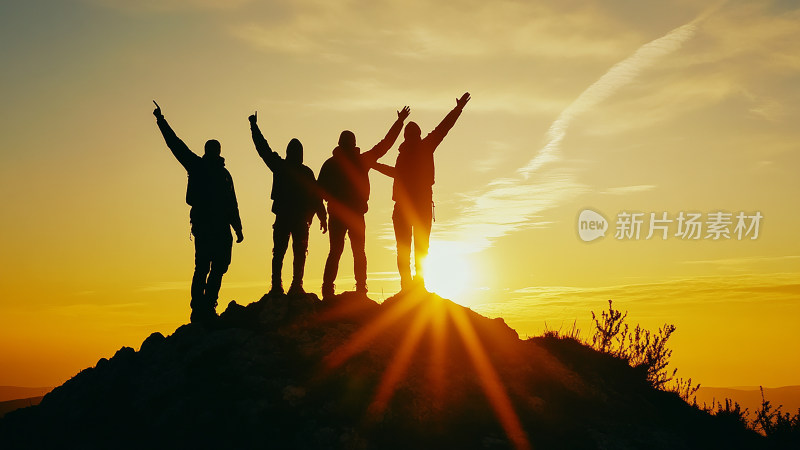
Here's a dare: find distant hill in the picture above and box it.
[697,386,800,415]
[0,386,52,403]
[0,397,44,419]
[0,291,766,449]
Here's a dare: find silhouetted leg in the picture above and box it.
[350,214,367,293]
[272,216,290,293]
[191,234,212,310]
[323,214,346,297]
[413,202,434,286]
[205,232,232,310]
[291,221,310,290]
[393,204,412,290]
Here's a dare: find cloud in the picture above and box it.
[602,185,657,195]
[433,168,587,250]
[86,0,254,12]
[138,282,187,292]
[577,73,740,136]
[682,255,800,266]
[306,78,568,115]
[50,302,148,319]
[518,11,710,178]
[470,272,800,333]
[230,0,639,61]
[430,6,721,253]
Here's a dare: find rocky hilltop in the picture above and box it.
[0,291,762,449]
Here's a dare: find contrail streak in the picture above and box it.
[434,3,726,253]
[520,14,711,177]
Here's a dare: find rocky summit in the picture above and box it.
[0,291,761,449]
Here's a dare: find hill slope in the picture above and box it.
[0,291,763,449]
[0,387,52,403]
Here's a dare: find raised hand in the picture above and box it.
[153,100,163,118]
[456,92,470,109]
[397,106,411,122]
[248,111,257,125]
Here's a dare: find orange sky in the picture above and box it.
[1,0,798,388]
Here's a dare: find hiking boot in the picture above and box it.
[190,307,217,325]
[321,283,335,300]
[412,276,427,292]
[399,277,413,294]
[287,283,306,297]
[268,283,284,296]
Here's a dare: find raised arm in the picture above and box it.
[372,162,397,178]
[362,106,411,165]
[248,111,281,170]
[153,101,200,170]
[426,92,470,150]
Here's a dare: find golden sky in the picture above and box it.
[1,0,798,388]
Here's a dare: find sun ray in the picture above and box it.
[321,291,534,449]
[448,302,532,450]
[368,300,432,415]
[322,293,425,370]
[427,295,448,401]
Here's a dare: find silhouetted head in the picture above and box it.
[404,122,421,144]
[204,139,221,157]
[338,130,356,150]
[286,138,303,164]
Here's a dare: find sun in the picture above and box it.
[420,242,475,301]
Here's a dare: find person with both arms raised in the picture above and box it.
[374,93,470,293]
[318,105,411,299]
[153,101,244,324]
[249,111,327,297]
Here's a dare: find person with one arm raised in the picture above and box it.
[249,111,327,297]
[318,105,411,299]
[153,101,244,324]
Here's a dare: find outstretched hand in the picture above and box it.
[397,106,411,122]
[248,111,257,125]
[153,100,163,119]
[236,230,244,243]
[456,92,470,109]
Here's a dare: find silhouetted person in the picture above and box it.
[249,111,328,296]
[318,106,411,299]
[374,93,470,292]
[153,101,244,323]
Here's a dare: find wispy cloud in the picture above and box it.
[433,6,724,253]
[518,10,715,178]
[471,272,800,334]
[138,281,187,292]
[86,0,254,12]
[602,185,657,195]
[302,77,569,115]
[433,168,587,250]
[229,1,637,61]
[682,255,800,266]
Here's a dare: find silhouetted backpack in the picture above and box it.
[186,156,237,226]
[319,148,371,215]
[272,163,322,222]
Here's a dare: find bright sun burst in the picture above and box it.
[420,242,474,301]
